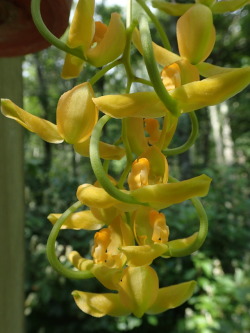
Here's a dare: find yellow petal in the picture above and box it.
[140,146,169,184]
[132,28,180,67]
[91,264,123,290]
[72,291,130,317]
[176,59,200,84]
[61,54,85,79]
[93,92,167,119]
[77,184,120,209]
[68,251,94,271]
[152,2,193,16]
[197,62,234,78]
[147,281,197,314]
[126,118,149,155]
[212,0,250,14]
[162,232,198,257]
[86,13,126,67]
[90,206,120,225]
[77,184,136,212]
[56,82,98,144]
[47,210,104,230]
[131,174,212,210]
[1,99,63,143]
[171,67,250,113]
[67,0,95,52]
[121,244,168,266]
[177,4,215,64]
[119,266,159,318]
[74,137,125,160]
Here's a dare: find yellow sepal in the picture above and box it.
[177,4,215,65]
[152,2,193,16]
[147,281,197,314]
[72,291,130,317]
[47,210,105,230]
[118,266,159,318]
[171,67,250,113]
[86,13,126,67]
[74,137,125,160]
[56,82,98,144]
[1,99,63,143]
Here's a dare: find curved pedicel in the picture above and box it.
[163,176,208,257]
[90,114,149,206]
[163,111,199,156]
[31,0,85,59]
[139,15,179,117]
[46,201,94,279]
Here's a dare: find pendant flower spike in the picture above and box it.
[62,0,126,79]
[4,0,248,321]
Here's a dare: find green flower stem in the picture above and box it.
[117,119,134,189]
[90,115,149,206]
[134,77,153,86]
[139,15,179,117]
[136,0,172,50]
[31,0,85,59]
[127,0,133,28]
[46,201,94,279]
[89,59,122,86]
[166,176,208,257]
[163,111,199,156]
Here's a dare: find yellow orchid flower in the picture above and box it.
[152,0,250,16]
[62,0,126,79]
[93,66,250,117]
[77,152,211,211]
[72,266,197,317]
[133,4,215,69]
[68,216,134,290]
[1,82,97,144]
[121,207,201,266]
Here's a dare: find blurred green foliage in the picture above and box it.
[23,2,250,332]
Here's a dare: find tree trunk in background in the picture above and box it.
[209,103,235,166]
[0,58,24,333]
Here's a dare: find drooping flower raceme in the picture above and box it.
[1,0,249,320]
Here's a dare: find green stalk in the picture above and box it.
[163,111,199,155]
[46,201,94,279]
[165,176,208,257]
[90,115,149,206]
[139,15,179,117]
[31,0,85,59]
[136,0,172,50]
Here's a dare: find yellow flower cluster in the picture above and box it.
[1,0,250,318]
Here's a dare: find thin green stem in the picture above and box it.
[134,77,153,86]
[90,115,149,206]
[31,0,85,59]
[127,0,133,28]
[136,0,172,50]
[139,15,179,117]
[165,176,208,257]
[163,111,199,156]
[46,201,94,279]
[89,59,122,86]
[117,119,134,189]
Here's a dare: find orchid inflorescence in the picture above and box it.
[1,0,250,318]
